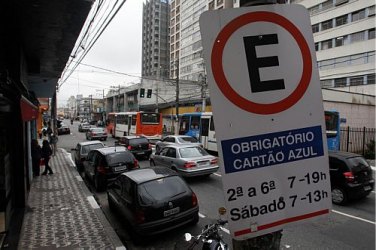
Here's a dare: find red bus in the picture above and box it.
[113,111,163,140]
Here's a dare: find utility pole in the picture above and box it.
[175,59,179,134]
[200,73,207,112]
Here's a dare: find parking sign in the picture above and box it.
[200,4,331,239]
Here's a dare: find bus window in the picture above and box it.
[117,114,127,125]
[191,116,200,129]
[132,115,137,126]
[141,113,160,124]
[179,116,190,135]
[210,116,215,131]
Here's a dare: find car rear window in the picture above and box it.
[129,138,149,145]
[90,128,104,132]
[347,156,370,170]
[81,143,104,154]
[138,176,189,205]
[106,151,134,166]
[179,146,208,158]
[177,137,198,143]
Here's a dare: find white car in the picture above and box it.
[78,122,91,132]
[155,135,202,153]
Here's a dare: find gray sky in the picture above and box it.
[57,0,143,107]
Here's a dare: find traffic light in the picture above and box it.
[140,88,145,98]
[147,89,152,98]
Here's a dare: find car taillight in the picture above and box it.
[97,165,107,174]
[134,210,145,224]
[92,133,96,136]
[184,162,196,168]
[343,171,354,182]
[192,192,198,207]
[133,159,139,169]
[210,158,218,165]
[127,145,132,150]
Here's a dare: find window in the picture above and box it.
[335,15,348,27]
[320,59,335,70]
[349,76,364,86]
[335,36,345,47]
[369,6,375,16]
[312,24,320,33]
[321,80,333,88]
[321,0,333,11]
[334,78,347,87]
[367,74,375,85]
[350,31,365,43]
[352,9,366,22]
[369,28,375,40]
[335,0,348,6]
[350,53,365,65]
[321,20,333,31]
[321,39,333,50]
[315,43,319,51]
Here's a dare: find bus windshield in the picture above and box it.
[140,113,160,124]
[325,111,339,138]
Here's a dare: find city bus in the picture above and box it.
[325,110,340,151]
[113,111,163,140]
[179,110,341,153]
[179,112,217,153]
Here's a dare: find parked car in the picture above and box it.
[155,135,202,153]
[328,150,374,205]
[107,167,199,240]
[57,124,70,135]
[150,145,219,177]
[86,127,107,141]
[117,136,152,159]
[71,141,105,172]
[83,146,139,191]
[78,122,91,132]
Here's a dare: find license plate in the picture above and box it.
[364,185,372,191]
[137,152,145,155]
[114,166,126,172]
[164,207,180,217]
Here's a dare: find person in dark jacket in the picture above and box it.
[41,139,53,175]
[31,139,42,176]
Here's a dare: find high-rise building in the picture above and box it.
[291,0,375,94]
[169,0,181,79]
[142,0,170,79]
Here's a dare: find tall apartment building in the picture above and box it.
[142,0,170,79]
[290,0,375,94]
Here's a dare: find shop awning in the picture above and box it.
[20,96,38,121]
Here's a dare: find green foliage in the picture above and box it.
[364,139,375,159]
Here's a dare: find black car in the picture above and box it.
[117,136,152,159]
[329,150,374,205]
[83,146,139,191]
[107,167,199,241]
[71,141,105,172]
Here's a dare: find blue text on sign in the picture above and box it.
[221,126,324,174]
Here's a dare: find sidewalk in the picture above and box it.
[18,148,126,249]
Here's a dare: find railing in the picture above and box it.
[340,127,375,157]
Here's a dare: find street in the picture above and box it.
[58,120,375,249]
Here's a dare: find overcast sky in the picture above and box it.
[57,0,143,107]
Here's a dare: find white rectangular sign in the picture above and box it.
[200,4,331,239]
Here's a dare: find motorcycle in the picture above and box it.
[185,207,228,250]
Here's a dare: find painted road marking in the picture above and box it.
[87,196,100,209]
[332,210,375,225]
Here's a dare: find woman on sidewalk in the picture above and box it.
[41,139,53,175]
[31,139,42,176]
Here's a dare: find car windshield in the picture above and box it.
[138,176,189,205]
[179,146,208,158]
[177,136,198,143]
[81,143,104,154]
[106,152,133,166]
[129,138,148,146]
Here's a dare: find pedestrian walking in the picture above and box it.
[31,139,42,177]
[50,131,58,156]
[41,139,53,175]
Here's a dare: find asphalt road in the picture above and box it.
[58,119,375,250]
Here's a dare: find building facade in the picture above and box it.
[142,0,170,78]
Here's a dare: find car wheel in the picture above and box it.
[191,213,199,225]
[149,159,156,166]
[95,174,104,192]
[332,186,347,205]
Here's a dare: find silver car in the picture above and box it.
[155,135,202,153]
[78,122,91,132]
[150,145,219,177]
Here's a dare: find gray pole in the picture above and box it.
[175,59,179,134]
[232,0,284,249]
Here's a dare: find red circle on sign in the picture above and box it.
[211,11,312,115]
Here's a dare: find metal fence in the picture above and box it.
[340,127,375,156]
